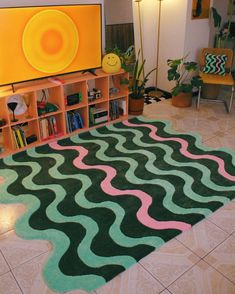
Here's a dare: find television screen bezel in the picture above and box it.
[0,4,103,88]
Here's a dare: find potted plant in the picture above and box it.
[127,51,157,115]
[167,56,202,107]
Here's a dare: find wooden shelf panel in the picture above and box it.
[0,70,129,158]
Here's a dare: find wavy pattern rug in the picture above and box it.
[0,117,235,293]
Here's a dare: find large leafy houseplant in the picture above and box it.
[167,56,202,97]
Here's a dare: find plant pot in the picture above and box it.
[129,97,144,115]
[201,84,221,99]
[171,92,192,107]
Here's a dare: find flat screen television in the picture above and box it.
[0,4,102,87]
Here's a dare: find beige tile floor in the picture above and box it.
[0,98,235,294]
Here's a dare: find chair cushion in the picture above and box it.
[202,53,228,76]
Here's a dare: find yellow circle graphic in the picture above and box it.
[22,10,79,73]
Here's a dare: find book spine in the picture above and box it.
[51,116,58,134]
[15,128,25,148]
[12,129,19,149]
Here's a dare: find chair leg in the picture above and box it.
[197,86,201,110]
[228,85,234,113]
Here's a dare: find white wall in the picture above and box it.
[184,1,211,61]
[104,0,133,25]
[132,0,158,86]
[133,0,212,92]
[158,0,189,92]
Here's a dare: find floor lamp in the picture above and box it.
[149,0,164,97]
[135,0,145,78]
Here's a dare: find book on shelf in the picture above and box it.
[11,125,28,149]
[109,99,127,121]
[66,110,84,133]
[39,116,59,139]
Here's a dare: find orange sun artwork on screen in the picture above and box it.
[192,0,210,19]
[0,5,102,86]
[22,10,79,73]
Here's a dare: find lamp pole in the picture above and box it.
[155,0,163,96]
[148,0,164,98]
[135,0,145,77]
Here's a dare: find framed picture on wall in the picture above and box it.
[192,0,211,19]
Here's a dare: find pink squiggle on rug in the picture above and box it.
[124,121,235,182]
[50,142,191,232]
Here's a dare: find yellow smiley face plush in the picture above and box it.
[102,53,121,73]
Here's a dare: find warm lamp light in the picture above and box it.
[148,0,164,97]
[155,0,164,96]
[134,0,145,77]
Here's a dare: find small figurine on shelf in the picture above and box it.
[88,88,102,102]
[7,94,27,122]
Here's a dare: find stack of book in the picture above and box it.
[109,99,127,120]
[39,116,58,140]
[12,125,27,148]
[65,110,84,133]
[89,106,108,125]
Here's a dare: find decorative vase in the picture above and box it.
[171,92,192,107]
[129,97,144,115]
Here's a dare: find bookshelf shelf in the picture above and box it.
[0,69,129,157]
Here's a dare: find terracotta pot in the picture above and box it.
[172,92,192,107]
[129,97,144,115]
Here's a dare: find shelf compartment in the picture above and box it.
[0,127,11,156]
[89,102,109,127]
[87,76,109,102]
[109,98,128,121]
[65,107,87,134]
[11,121,39,150]
[36,87,63,115]
[64,80,87,107]
[109,73,129,98]
[21,92,38,119]
[39,113,65,142]
[0,96,10,126]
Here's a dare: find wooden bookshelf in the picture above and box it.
[0,69,129,157]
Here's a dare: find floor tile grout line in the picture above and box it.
[163,258,203,290]
[137,261,168,290]
[0,247,11,276]
[0,228,15,237]
[2,249,50,272]
[10,269,24,294]
[206,215,234,235]
[202,257,235,286]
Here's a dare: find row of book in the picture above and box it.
[39,116,58,139]
[12,125,27,148]
[109,100,127,121]
[65,110,84,133]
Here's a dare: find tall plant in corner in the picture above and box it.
[129,50,157,99]
[121,50,157,115]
